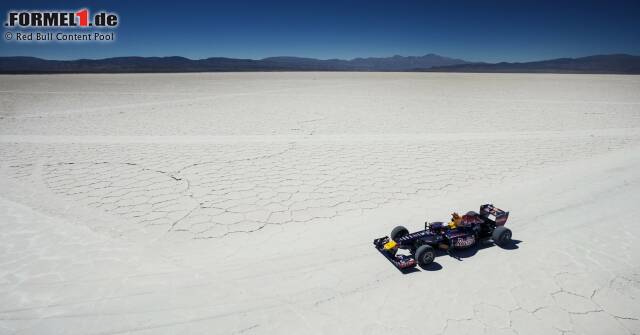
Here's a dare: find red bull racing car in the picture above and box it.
[373,204,512,270]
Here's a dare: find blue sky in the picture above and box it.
[1,0,639,62]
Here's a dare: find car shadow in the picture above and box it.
[402,239,522,274]
[419,262,443,271]
[400,267,422,274]
[454,239,522,258]
[498,239,522,250]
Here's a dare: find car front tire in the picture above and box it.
[415,245,435,267]
[390,226,409,240]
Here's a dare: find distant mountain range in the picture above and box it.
[0,53,639,74]
[260,54,469,71]
[426,54,640,74]
[0,54,468,74]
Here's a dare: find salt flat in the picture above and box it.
[0,73,639,334]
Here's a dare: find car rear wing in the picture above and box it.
[480,204,509,226]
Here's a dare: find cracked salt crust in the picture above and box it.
[0,73,639,334]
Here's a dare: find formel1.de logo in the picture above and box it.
[5,9,118,28]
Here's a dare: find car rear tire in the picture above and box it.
[416,245,435,267]
[492,226,512,246]
[390,226,409,240]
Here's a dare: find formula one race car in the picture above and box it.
[373,204,512,270]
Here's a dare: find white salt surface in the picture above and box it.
[0,72,639,334]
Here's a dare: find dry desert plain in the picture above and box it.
[0,72,639,334]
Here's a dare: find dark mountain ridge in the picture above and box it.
[0,54,638,74]
[0,54,468,73]
[425,54,640,74]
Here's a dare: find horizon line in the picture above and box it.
[1,52,638,63]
